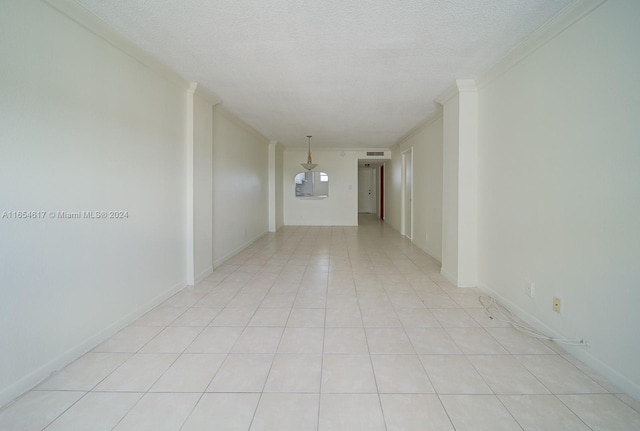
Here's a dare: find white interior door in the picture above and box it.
[358,168,374,213]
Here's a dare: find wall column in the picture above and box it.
[268,141,279,232]
[187,82,221,285]
[437,80,478,287]
[186,83,197,285]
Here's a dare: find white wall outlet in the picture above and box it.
[425,232,429,241]
[553,296,561,313]
[525,282,534,298]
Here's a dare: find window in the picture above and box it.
[294,171,329,198]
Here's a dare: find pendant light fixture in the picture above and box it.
[300,135,318,171]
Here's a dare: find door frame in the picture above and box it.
[379,164,384,220]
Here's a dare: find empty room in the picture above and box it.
[1,0,639,430]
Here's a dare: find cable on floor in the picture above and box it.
[478,295,589,347]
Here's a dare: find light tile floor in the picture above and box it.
[2,215,640,430]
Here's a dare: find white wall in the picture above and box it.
[388,116,444,261]
[477,0,640,399]
[283,149,360,226]
[212,106,269,266]
[0,1,189,406]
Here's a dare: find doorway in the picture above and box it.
[358,167,375,214]
[357,160,388,224]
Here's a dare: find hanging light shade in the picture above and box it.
[301,135,318,171]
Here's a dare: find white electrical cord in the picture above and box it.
[478,295,589,347]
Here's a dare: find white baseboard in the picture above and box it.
[212,231,268,269]
[440,267,457,286]
[440,267,477,288]
[477,282,566,340]
[194,266,213,284]
[478,282,640,403]
[0,280,186,409]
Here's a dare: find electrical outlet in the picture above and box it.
[553,296,561,313]
[525,282,534,298]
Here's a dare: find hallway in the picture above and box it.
[1,215,639,430]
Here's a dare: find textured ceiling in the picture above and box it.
[76,0,574,148]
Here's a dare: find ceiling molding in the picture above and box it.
[456,79,478,93]
[186,82,198,96]
[42,0,188,89]
[435,83,460,106]
[436,79,477,105]
[213,105,270,143]
[392,110,443,150]
[193,84,223,106]
[73,0,574,150]
[476,0,608,88]
[47,0,584,149]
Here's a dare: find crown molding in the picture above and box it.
[42,0,188,88]
[194,85,223,106]
[436,83,459,105]
[269,140,284,150]
[186,82,198,96]
[213,105,271,143]
[392,110,443,149]
[476,0,608,88]
[436,79,477,105]
[456,79,478,93]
